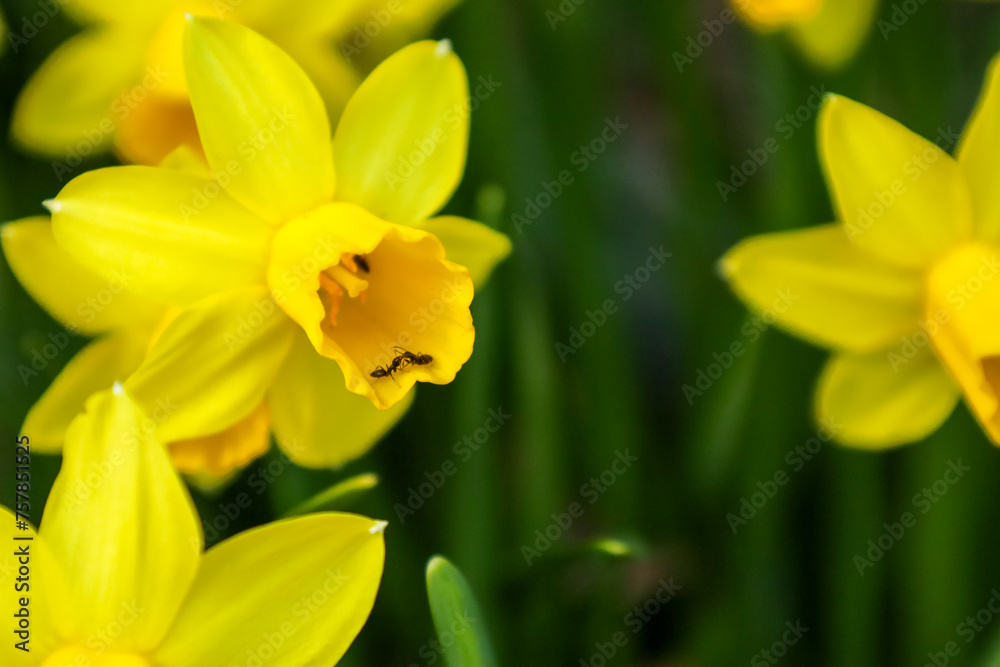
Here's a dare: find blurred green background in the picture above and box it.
[6,0,1000,665]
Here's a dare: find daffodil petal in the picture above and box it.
[958,53,1000,242]
[40,388,201,651]
[23,332,149,453]
[2,217,164,335]
[154,513,385,667]
[276,37,360,118]
[720,224,923,352]
[1,511,61,665]
[333,40,469,225]
[787,0,877,69]
[124,288,295,443]
[157,145,211,178]
[819,94,974,269]
[11,29,146,157]
[816,349,959,448]
[269,335,413,468]
[374,0,462,49]
[184,17,335,224]
[115,93,202,167]
[732,0,822,29]
[411,216,511,287]
[924,244,1000,444]
[168,401,271,475]
[226,0,371,38]
[62,0,176,25]
[50,166,273,307]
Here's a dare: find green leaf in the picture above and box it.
[426,556,499,667]
[281,472,378,517]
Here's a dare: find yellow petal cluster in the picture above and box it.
[12,0,461,165]
[721,56,1000,448]
[6,18,510,471]
[1,386,385,667]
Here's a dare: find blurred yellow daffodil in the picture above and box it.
[11,0,459,165]
[1,211,279,477]
[1,385,385,667]
[721,55,1000,448]
[40,18,509,468]
[731,0,878,69]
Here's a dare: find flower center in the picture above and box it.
[267,202,475,409]
[41,647,153,667]
[318,253,371,327]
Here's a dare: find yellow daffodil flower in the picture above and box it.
[1,212,280,478]
[41,17,510,468]
[731,0,878,69]
[1,384,385,667]
[721,55,1000,448]
[11,0,459,165]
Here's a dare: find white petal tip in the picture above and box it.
[42,199,62,213]
[369,520,389,535]
[435,39,453,57]
[112,381,125,396]
[184,12,195,22]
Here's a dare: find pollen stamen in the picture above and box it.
[318,258,370,327]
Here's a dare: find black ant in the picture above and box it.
[370,354,403,385]
[369,347,433,384]
[353,254,370,273]
[394,346,433,368]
